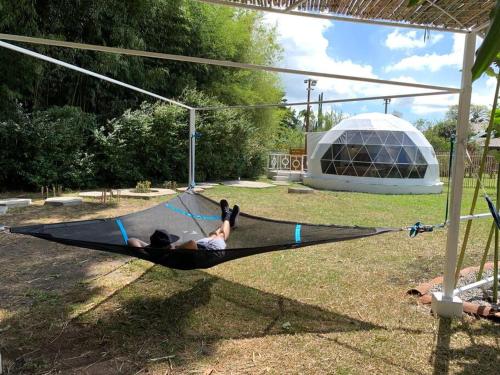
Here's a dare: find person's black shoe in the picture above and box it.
[229,205,240,228]
[220,199,231,222]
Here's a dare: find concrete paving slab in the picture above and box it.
[0,205,8,215]
[0,198,32,208]
[222,180,275,188]
[272,181,291,186]
[113,188,176,199]
[177,187,204,193]
[45,197,83,206]
[288,186,315,194]
[79,191,111,198]
[197,182,219,188]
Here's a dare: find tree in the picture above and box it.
[0,0,284,125]
[445,104,490,125]
[270,107,303,151]
[413,118,433,131]
[423,119,455,151]
[471,0,500,81]
[319,107,349,131]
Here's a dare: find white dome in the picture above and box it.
[304,112,442,195]
[335,113,420,132]
[315,113,433,152]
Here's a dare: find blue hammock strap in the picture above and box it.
[484,195,500,230]
[409,221,435,238]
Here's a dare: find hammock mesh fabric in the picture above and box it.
[10,192,397,270]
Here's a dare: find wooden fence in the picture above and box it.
[436,151,498,189]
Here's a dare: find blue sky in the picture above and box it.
[263,14,496,124]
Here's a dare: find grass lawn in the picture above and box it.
[0,183,499,374]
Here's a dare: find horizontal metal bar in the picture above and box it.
[454,275,495,295]
[459,212,493,221]
[0,40,193,110]
[196,0,469,33]
[0,33,460,93]
[471,21,491,32]
[197,90,455,110]
[405,212,493,231]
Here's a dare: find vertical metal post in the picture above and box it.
[431,32,476,317]
[305,79,312,154]
[304,78,317,154]
[188,109,196,188]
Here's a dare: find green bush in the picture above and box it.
[0,105,98,190]
[98,90,267,186]
[0,90,269,190]
[134,180,152,193]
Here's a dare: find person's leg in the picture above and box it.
[219,220,231,241]
[230,205,240,228]
[127,238,149,247]
[176,240,199,250]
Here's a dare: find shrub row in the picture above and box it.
[0,91,267,190]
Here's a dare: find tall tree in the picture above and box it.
[0,0,284,125]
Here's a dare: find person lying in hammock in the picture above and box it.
[127,199,239,252]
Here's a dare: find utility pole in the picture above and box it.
[383,98,391,114]
[317,92,323,130]
[304,78,317,154]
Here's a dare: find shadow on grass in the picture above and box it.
[432,317,500,375]
[1,200,121,228]
[2,265,392,373]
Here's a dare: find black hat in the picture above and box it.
[150,229,172,248]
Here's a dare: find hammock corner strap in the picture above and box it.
[10,192,398,270]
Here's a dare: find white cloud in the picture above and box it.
[410,94,458,115]
[263,14,428,104]
[264,13,379,98]
[385,30,443,50]
[385,34,464,72]
[263,14,476,120]
[486,77,497,89]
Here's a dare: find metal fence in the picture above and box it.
[436,151,498,189]
[267,151,498,189]
[268,153,307,172]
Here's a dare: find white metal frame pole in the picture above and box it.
[432,31,476,318]
[188,109,196,188]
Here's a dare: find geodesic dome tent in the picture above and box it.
[304,113,442,194]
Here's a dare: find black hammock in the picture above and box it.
[10,192,399,270]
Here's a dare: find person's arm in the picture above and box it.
[127,238,149,247]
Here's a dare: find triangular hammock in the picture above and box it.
[9,192,398,270]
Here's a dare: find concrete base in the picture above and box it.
[303,175,443,195]
[197,182,219,189]
[45,197,83,206]
[223,180,275,188]
[272,175,290,182]
[431,292,463,318]
[0,205,7,215]
[268,170,304,182]
[273,181,290,186]
[288,187,315,194]
[177,187,204,193]
[114,188,176,199]
[0,198,32,208]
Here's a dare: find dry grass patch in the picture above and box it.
[0,185,499,374]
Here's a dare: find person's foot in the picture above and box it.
[220,199,231,222]
[230,205,240,228]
